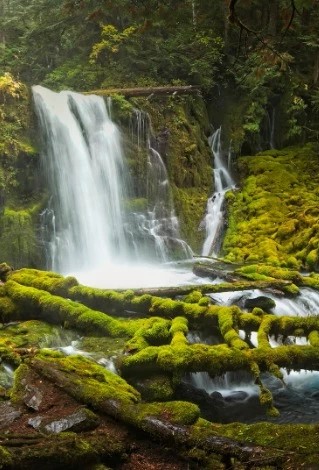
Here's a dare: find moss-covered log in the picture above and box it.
[87,85,201,97]
[13,355,290,468]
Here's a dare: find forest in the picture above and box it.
[1,1,319,469]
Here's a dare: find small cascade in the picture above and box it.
[126,109,192,262]
[201,127,235,257]
[260,107,276,150]
[186,286,319,423]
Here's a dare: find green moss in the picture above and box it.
[172,186,209,251]
[184,290,203,304]
[235,264,302,283]
[306,249,318,270]
[131,400,200,427]
[10,362,30,404]
[222,145,319,268]
[4,279,136,337]
[0,209,39,268]
[0,295,18,322]
[192,419,319,467]
[0,446,13,468]
[31,353,141,408]
[9,268,79,295]
[302,273,319,290]
[308,330,319,347]
[0,319,70,350]
[128,374,175,401]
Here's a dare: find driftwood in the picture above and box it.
[86,85,201,98]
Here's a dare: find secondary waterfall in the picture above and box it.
[127,109,192,262]
[33,86,192,284]
[201,128,235,256]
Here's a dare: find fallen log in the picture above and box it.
[26,355,291,468]
[118,279,294,298]
[143,417,289,468]
[85,85,201,98]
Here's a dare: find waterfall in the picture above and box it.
[33,85,129,273]
[34,86,191,283]
[201,128,235,257]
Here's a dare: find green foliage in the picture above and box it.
[90,24,137,62]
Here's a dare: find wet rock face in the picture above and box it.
[244,296,276,313]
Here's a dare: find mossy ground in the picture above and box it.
[222,144,319,269]
[2,267,319,467]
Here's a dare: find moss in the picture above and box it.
[235,264,302,283]
[218,306,249,350]
[15,431,126,468]
[198,296,210,306]
[131,400,200,427]
[0,208,40,268]
[30,353,141,408]
[80,335,127,357]
[282,283,300,295]
[4,279,137,337]
[306,249,318,270]
[308,330,319,347]
[0,446,13,468]
[128,374,175,401]
[302,273,319,290]
[184,290,203,304]
[191,419,319,467]
[10,362,30,404]
[123,197,148,212]
[0,295,18,322]
[9,268,79,296]
[222,145,319,268]
[0,319,68,350]
[172,186,209,251]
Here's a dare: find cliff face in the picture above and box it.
[0,79,46,269]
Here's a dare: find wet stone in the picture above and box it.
[43,408,99,434]
[244,296,276,312]
[224,391,249,403]
[24,385,43,411]
[28,415,43,429]
[0,402,21,429]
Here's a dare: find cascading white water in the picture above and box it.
[33,86,128,273]
[126,109,192,262]
[34,87,194,287]
[188,286,319,423]
[201,127,235,256]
